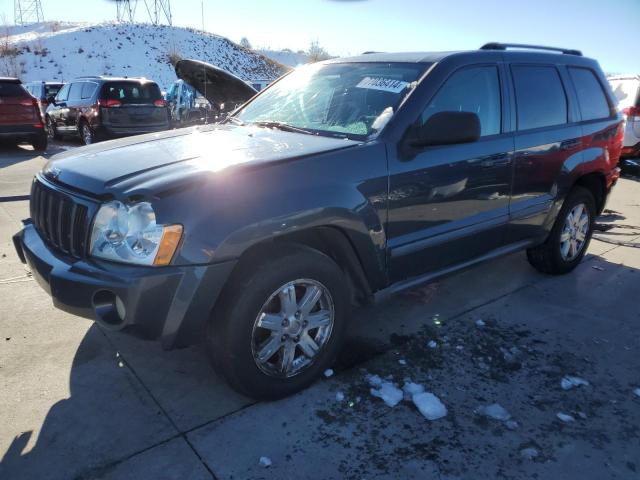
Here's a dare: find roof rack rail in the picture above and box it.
[480,42,582,56]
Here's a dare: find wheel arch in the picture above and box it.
[573,171,606,214]
[221,226,376,307]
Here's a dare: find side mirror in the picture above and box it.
[410,111,481,148]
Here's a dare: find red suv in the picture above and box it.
[0,77,47,151]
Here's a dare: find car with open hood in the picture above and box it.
[14,43,623,399]
[167,59,259,127]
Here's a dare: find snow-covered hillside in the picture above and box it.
[1,22,289,90]
[259,49,310,68]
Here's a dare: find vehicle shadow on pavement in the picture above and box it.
[1,248,639,479]
[0,141,79,169]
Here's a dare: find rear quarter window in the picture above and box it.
[569,68,612,121]
[68,82,84,101]
[511,65,567,131]
[0,82,28,98]
[81,82,97,99]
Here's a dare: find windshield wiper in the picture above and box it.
[250,121,316,136]
[225,116,246,126]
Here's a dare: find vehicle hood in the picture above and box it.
[43,124,360,197]
[174,59,257,108]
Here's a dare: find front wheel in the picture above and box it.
[526,186,596,275]
[207,246,349,399]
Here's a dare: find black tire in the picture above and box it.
[207,245,349,400]
[31,132,47,152]
[46,117,61,140]
[526,186,596,275]
[79,120,95,145]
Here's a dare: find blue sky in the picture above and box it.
[3,0,638,73]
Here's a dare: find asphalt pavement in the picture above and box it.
[1,141,639,479]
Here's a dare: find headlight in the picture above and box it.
[89,201,182,266]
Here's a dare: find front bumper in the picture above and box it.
[13,222,236,349]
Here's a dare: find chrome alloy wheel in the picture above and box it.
[560,202,590,261]
[81,123,93,145]
[251,279,335,378]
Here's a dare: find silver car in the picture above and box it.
[609,75,640,162]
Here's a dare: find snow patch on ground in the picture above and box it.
[560,375,590,390]
[323,369,334,378]
[557,412,575,423]
[335,391,345,402]
[633,388,640,397]
[412,392,447,420]
[370,381,403,408]
[477,403,511,421]
[427,340,437,349]
[259,456,272,467]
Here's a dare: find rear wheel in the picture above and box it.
[31,132,47,152]
[526,186,596,275]
[207,246,349,399]
[79,121,94,145]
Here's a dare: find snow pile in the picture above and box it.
[560,376,589,390]
[2,22,288,90]
[520,447,539,460]
[412,392,447,420]
[402,381,425,400]
[258,456,272,467]
[427,340,437,349]
[477,403,511,421]
[556,412,575,423]
[323,369,334,378]
[370,381,403,407]
[475,319,486,327]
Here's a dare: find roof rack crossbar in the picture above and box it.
[480,42,582,56]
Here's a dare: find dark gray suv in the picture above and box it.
[45,76,170,145]
[14,44,623,399]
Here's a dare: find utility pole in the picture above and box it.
[143,0,172,26]
[14,0,45,26]
[116,0,137,23]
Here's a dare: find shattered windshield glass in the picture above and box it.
[235,62,428,140]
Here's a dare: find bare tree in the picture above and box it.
[240,37,252,50]
[307,39,330,62]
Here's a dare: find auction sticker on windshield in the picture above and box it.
[356,77,409,93]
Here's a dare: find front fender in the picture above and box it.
[157,142,390,290]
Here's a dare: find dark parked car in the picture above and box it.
[14,44,623,399]
[45,76,170,145]
[0,77,47,151]
[23,81,64,116]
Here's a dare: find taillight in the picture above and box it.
[153,99,167,107]
[623,106,639,119]
[19,97,38,107]
[98,99,122,108]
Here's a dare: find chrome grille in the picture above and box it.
[30,179,91,258]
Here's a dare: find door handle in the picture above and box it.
[560,139,581,150]
[479,153,512,168]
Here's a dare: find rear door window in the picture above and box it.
[569,68,611,121]
[101,82,162,104]
[68,82,83,102]
[0,82,28,98]
[421,66,502,137]
[45,84,62,98]
[511,65,568,130]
